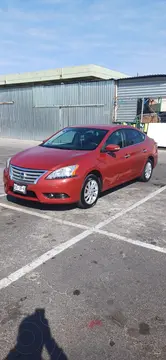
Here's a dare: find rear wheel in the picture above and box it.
[78,174,100,209]
[140,159,153,182]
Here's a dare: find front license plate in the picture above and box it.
[13,183,27,194]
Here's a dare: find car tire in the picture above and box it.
[140,159,153,182]
[78,174,100,209]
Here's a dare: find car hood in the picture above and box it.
[10,146,90,170]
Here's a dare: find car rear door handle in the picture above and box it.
[124,154,130,158]
[142,149,147,153]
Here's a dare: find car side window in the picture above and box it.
[124,129,145,146]
[105,130,124,148]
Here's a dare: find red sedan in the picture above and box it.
[4,125,158,209]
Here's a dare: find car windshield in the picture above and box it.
[41,127,108,151]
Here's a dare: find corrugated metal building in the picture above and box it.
[1,64,166,140]
[116,75,166,123]
[0,64,127,140]
[0,81,115,140]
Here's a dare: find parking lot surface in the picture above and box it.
[0,138,166,360]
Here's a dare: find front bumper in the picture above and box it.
[3,168,82,204]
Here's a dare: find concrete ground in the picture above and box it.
[0,138,166,360]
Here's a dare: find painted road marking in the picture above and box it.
[0,185,166,232]
[0,194,5,197]
[0,202,89,230]
[96,185,166,229]
[1,227,166,291]
[97,229,166,254]
[0,230,92,290]
[0,185,166,290]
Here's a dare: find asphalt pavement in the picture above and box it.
[0,138,166,360]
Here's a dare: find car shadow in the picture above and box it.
[7,195,77,212]
[6,179,138,212]
[100,179,137,198]
[3,308,68,360]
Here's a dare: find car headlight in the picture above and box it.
[46,165,79,180]
[6,157,11,169]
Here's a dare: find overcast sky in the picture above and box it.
[0,0,165,76]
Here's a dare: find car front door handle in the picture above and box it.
[124,154,130,158]
[143,149,147,153]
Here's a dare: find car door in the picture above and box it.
[99,129,133,190]
[122,128,147,178]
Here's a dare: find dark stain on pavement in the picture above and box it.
[109,340,115,347]
[139,322,150,335]
[19,296,27,303]
[73,290,80,296]
[150,241,157,245]
[6,221,15,226]
[43,233,52,239]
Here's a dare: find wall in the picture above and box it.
[0,80,114,140]
[116,77,166,122]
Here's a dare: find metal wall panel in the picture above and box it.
[0,80,114,140]
[33,83,80,106]
[62,106,107,127]
[33,108,62,140]
[117,77,166,122]
[0,86,33,139]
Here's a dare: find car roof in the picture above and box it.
[69,124,138,131]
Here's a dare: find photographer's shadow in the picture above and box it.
[5,308,68,360]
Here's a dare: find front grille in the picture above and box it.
[10,165,46,184]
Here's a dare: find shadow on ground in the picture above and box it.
[6,179,138,212]
[4,308,68,360]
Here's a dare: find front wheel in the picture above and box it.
[140,159,153,182]
[78,174,100,209]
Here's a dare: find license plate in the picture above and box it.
[13,183,27,194]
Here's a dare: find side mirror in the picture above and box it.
[105,144,120,152]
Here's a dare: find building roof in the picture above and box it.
[118,74,166,81]
[0,64,128,86]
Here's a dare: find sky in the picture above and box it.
[0,0,166,76]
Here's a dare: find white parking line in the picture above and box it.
[0,185,166,290]
[0,230,92,290]
[0,185,166,231]
[96,184,166,229]
[97,229,166,254]
[0,194,5,197]
[0,202,89,230]
[1,226,166,291]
